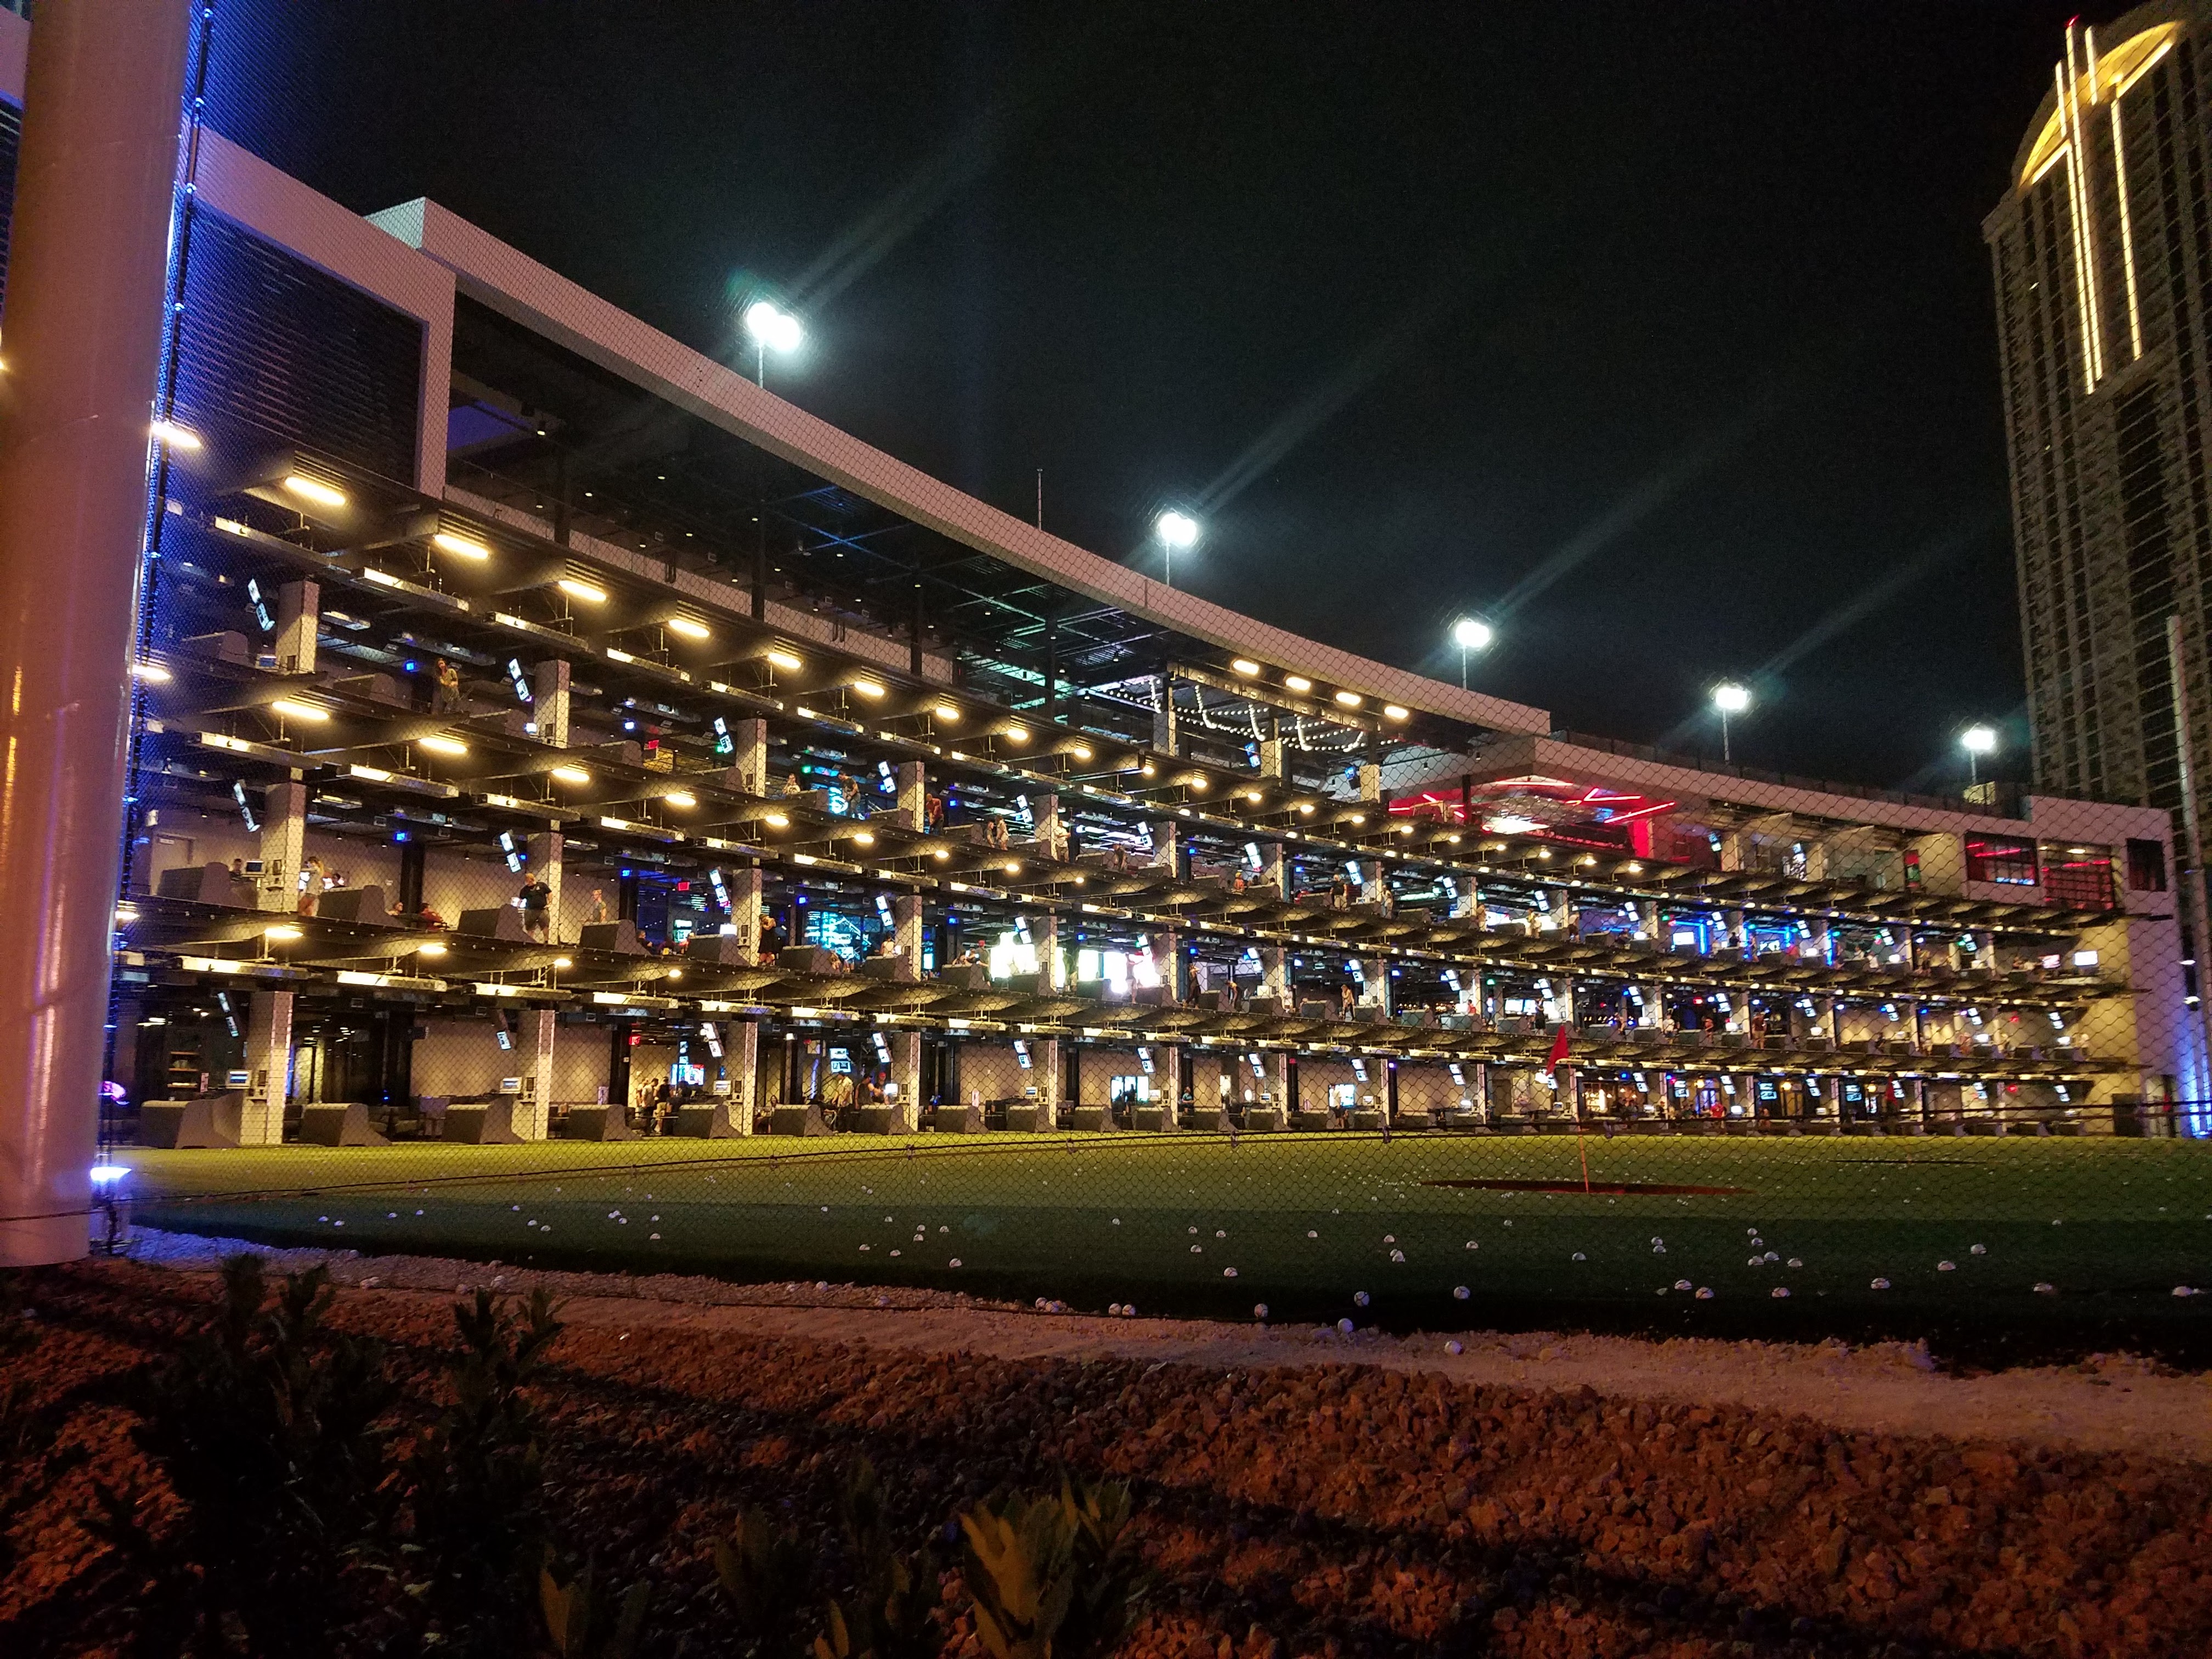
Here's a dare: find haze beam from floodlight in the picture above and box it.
[743,300,804,387]
[1155,510,1199,588]
[1450,617,1494,688]
[1712,681,1751,763]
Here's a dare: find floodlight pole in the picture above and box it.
[0,0,194,1266]
[1720,710,1733,764]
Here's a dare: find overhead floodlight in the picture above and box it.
[766,647,804,672]
[557,578,608,604]
[417,941,448,958]
[150,421,201,452]
[1961,724,1999,755]
[431,530,492,560]
[665,791,697,809]
[1451,617,1494,651]
[666,617,711,641]
[1712,682,1751,714]
[419,735,469,756]
[269,698,329,723]
[1156,510,1198,548]
[132,662,172,683]
[280,474,347,510]
[850,678,885,698]
[933,701,961,723]
[1383,704,1409,720]
[264,924,303,942]
[1284,674,1313,693]
[744,300,804,354]
[551,764,593,786]
[1231,658,1261,676]
[1333,690,1363,708]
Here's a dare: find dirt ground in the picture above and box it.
[5,1239,2211,1657]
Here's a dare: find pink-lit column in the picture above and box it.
[0,0,191,1266]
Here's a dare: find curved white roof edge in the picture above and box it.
[367,196,1553,739]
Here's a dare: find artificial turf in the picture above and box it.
[118,1129,2212,1359]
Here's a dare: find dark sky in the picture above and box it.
[218,1,2089,791]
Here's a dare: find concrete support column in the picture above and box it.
[1358,956,1389,1012]
[1258,736,1288,782]
[1155,1044,1182,1127]
[1153,931,1185,1001]
[719,716,765,797]
[1151,816,1178,872]
[274,580,319,676]
[1546,886,1574,935]
[890,759,924,832]
[1357,761,1381,803]
[1725,907,1747,952]
[1034,1037,1061,1126]
[731,864,765,957]
[240,991,294,1147]
[532,658,571,748]
[1718,830,1744,872]
[1260,838,1289,898]
[259,782,308,911]
[1639,900,1661,942]
[1153,674,1177,755]
[517,1008,555,1139]
[1032,908,1060,989]
[0,0,193,1265]
[727,1019,759,1132]
[527,830,562,943]
[1032,791,1063,860]
[894,894,925,980]
[888,1029,921,1132]
[1259,945,1289,1003]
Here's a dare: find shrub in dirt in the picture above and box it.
[538,1552,650,1658]
[402,1286,564,1655]
[714,1504,815,1655]
[958,1477,1150,1659]
[810,1455,941,1659]
[94,1255,397,1656]
[0,1271,87,1584]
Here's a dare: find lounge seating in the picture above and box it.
[297,1101,387,1146]
[138,1092,243,1148]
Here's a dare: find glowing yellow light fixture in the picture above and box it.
[766,648,805,672]
[932,848,951,861]
[1383,704,1408,720]
[664,791,697,809]
[853,830,876,847]
[851,678,885,699]
[269,698,328,723]
[551,764,593,786]
[1069,743,1092,760]
[132,662,172,683]
[553,956,573,969]
[418,735,469,757]
[1334,690,1363,708]
[666,616,711,641]
[1001,724,1029,744]
[1245,790,1263,803]
[417,941,448,958]
[557,578,607,604]
[666,968,683,981]
[1297,803,1316,816]
[1231,658,1261,676]
[1189,777,1207,793]
[280,474,346,510]
[1003,861,1022,876]
[432,530,491,560]
[933,701,961,723]
[764,811,790,828]
[150,420,202,451]
[1284,674,1312,693]
[264,924,303,942]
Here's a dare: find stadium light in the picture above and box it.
[744,300,804,386]
[1450,617,1494,687]
[1155,510,1199,587]
[1712,681,1751,762]
[1961,723,1999,785]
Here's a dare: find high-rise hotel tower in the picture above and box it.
[1986,4,2212,832]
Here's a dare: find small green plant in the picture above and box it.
[714,1504,814,1655]
[403,1286,565,1655]
[538,1551,650,1658]
[958,1477,1149,1659]
[97,1255,397,1657]
[811,1455,940,1659]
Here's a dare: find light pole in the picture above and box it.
[743,300,804,389]
[1712,682,1751,764]
[1155,510,1198,588]
[1960,723,1997,787]
[1451,617,1494,689]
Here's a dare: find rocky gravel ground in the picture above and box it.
[4,1254,2210,1657]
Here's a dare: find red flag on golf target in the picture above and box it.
[1545,1024,1571,1073]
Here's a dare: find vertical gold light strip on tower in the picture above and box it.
[2056,62,2099,393]
[2063,24,2107,387]
[2111,94,2145,360]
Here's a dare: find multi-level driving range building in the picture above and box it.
[1984,3,2212,900]
[0,14,2197,1149]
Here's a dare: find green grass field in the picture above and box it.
[119,1131,2212,1354]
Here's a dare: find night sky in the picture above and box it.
[219,2,2091,791]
